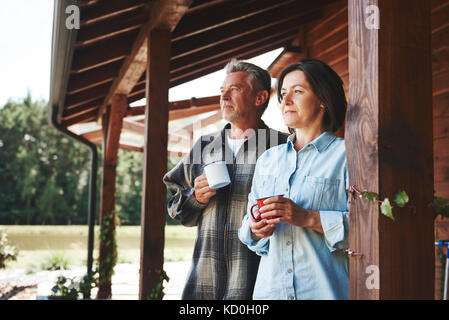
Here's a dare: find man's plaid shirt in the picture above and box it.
[163,122,287,300]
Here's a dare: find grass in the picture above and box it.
[0,225,196,272]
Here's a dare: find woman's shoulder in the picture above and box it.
[328,135,346,153]
[260,142,288,160]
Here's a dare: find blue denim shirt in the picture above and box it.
[238,132,349,300]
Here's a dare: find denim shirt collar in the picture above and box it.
[287,131,337,153]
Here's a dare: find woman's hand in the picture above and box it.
[249,211,276,241]
[259,196,323,233]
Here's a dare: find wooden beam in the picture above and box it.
[126,95,220,118]
[168,110,223,146]
[104,94,128,165]
[169,104,220,121]
[97,0,193,121]
[346,0,434,299]
[139,29,171,300]
[122,119,145,135]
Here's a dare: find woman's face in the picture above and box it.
[280,70,324,130]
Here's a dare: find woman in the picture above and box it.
[238,59,349,300]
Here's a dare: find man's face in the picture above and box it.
[220,71,257,123]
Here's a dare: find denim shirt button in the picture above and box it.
[286,241,291,246]
[289,295,295,300]
[287,268,292,273]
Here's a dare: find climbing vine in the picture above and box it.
[98,211,118,291]
[147,269,170,300]
[347,186,449,221]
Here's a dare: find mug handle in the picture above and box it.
[250,204,261,222]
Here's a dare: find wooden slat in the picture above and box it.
[434,157,449,183]
[171,29,298,77]
[435,136,449,160]
[171,2,324,59]
[434,117,449,139]
[170,35,298,87]
[62,97,103,120]
[77,7,147,46]
[170,20,302,74]
[309,24,348,59]
[97,0,193,120]
[434,91,449,117]
[61,109,98,127]
[432,1,449,34]
[65,81,112,109]
[432,20,449,49]
[433,70,449,96]
[80,0,147,26]
[305,5,348,48]
[435,181,449,199]
[172,0,293,40]
[67,59,123,94]
[347,0,434,300]
[72,29,138,73]
[432,0,449,12]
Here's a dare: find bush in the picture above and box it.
[40,252,72,271]
[0,229,19,269]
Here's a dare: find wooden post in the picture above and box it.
[139,29,170,300]
[98,94,127,299]
[346,0,434,299]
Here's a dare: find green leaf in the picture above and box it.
[434,197,449,206]
[381,198,395,221]
[362,192,379,204]
[394,190,409,208]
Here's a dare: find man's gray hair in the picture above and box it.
[225,59,271,94]
[224,59,272,112]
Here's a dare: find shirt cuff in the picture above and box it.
[319,210,348,252]
[238,215,270,256]
[181,190,209,211]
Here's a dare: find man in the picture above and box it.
[163,59,288,300]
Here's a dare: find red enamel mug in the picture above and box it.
[250,197,270,222]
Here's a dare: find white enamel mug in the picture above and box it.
[204,161,231,189]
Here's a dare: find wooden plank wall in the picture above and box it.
[432,0,449,300]
[298,0,449,299]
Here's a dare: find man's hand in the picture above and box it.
[193,173,217,204]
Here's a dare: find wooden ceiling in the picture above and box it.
[55,0,336,129]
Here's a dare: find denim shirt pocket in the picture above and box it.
[302,176,339,211]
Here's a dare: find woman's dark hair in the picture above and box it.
[277,59,347,133]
